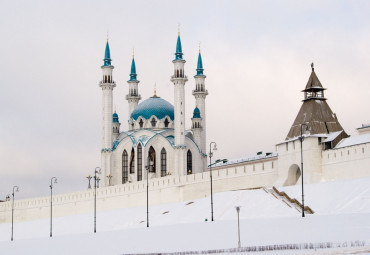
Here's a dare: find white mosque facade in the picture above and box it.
[100,34,207,187]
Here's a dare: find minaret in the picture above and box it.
[126,51,141,130]
[170,30,188,175]
[99,37,116,186]
[191,106,202,149]
[112,109,121,141]
[192,48,208,154]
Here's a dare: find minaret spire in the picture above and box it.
[126,50,141,129]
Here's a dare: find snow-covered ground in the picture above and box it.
[0,177,369,255]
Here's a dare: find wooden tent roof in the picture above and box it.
[286,67,347,140]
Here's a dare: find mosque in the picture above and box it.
[99,33,208,186]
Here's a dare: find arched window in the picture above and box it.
[129,147,135,174]
[148,146,156,173]
[151,117,157,127]
[164,118,169,128]
[176,69,179,77]
[122,150,128,184]
[139,119,144,128]
[187,150,192,175]
[161,148,167,177]
[137,144,142,181]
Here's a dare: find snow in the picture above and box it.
[322,131,343,143]
[0,178,369,254]
[212,152,278,168]
[335,133,370,149]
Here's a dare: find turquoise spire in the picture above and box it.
[174,35,183,60]
[113,112,119,123]
[103,41,112,66]
[196,52,204,76]
[193,107,201,118]
[129,57,137,81]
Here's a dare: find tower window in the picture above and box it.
[139,119,144,128]
[137,144,142,181]
[148,146,156,173]
[187,150,192,175]
[151,117,157,127]
[164,118,169,128]
[122,150,128,184]
[129,147,135,174]
[161,148,167,177]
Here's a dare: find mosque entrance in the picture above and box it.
[284,164,301,186]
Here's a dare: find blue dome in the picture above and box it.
[131,96,174,121]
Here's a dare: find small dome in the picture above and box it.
[113,112,119,123]
[193,107,201,118]
[131,96,174,121]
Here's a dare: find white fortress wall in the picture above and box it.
[322,142,370,181]
[0,157,278,224]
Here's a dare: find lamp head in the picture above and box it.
[54,178,58,184]
[95,167,101,174]
[235,206,241,213]
[212,143,217,151]
[14,186,19,192]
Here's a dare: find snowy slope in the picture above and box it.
[0,178,369,255]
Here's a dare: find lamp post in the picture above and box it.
[106,174,112,186]
[235,206,241,248]
[145,156,153,228]
[50,177,57,237]
[11,185,19,241]
[93,167,101,233]
[209,142,217,221]
[300,123,308,218]
[87,175,92,189]
[97,177,101,188]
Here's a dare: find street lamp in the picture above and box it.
[235,206,241,248]
[5,195,10,202]
[87,175,92,189]
[209,141,217,221]
[300,123,308,217]
[93,167,101,233]
[145,156,153,228]
[50,177,57,237]
[11,185,19,241]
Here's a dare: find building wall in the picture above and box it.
[276,137,324,186]
[0,159,278,224]
[322,143,370,181]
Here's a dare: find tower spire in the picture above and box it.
[103,41,111,66]
[175,29,183,60]
[129,54,137,81]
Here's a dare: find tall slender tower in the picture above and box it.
[126,53,141,130]
[192,49,208,155]
[170,32,188,175]
[99,39,116,186]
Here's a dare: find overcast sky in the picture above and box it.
[1,0,370,199]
